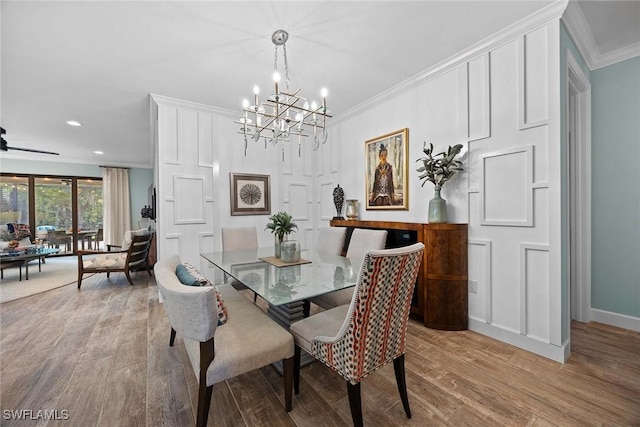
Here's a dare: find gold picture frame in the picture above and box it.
[365,128,409,210]
[230,173,271,216]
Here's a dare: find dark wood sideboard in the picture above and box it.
[330,219,468,330]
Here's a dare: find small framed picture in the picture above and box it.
[365,128,409,210]
[229,173,271,216]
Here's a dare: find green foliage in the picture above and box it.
[416,142,464,189]
[265,211,298,242]
[1,181,103,231]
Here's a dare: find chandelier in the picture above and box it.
[235,29,331,160]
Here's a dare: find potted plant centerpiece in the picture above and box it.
[266,211,298,258]
[416,142,464,223]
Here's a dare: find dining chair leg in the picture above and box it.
[196,383,213,427]
[293,345,301,395]
[393,354,412,418]
[283,356,293,412]
[346,381,363,427]
[253,292,258,303]
[169,327,176,347]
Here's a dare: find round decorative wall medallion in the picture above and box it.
[240,183,262,205]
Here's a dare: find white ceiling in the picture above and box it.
[1,1,638,168]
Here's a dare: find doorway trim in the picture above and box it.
[565,49,591,324]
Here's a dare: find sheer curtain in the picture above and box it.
[102,167,131,247]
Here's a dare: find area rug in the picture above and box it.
[0,256,95,303]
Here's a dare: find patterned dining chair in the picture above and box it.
[310,228,387,310]
[290,243,424,427]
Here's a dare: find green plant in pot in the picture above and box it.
[416,142,464,223]
[265,211,298,258]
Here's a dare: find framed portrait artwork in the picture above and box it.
[229,173,271,216]
[365,128,409,210]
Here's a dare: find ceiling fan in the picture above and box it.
[0,127,60,156]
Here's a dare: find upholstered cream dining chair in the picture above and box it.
[310,228,387,310]
[290,243,424,427]
[221,226,259,302]
[315,226,347,255]
[155,254,294,427]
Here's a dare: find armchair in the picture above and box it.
[77,232,154,288]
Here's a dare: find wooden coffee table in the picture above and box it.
[0,248,61,281]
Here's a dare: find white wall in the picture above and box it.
[315,21,565,361]
[151,15,568,362]
[151,94,317,275]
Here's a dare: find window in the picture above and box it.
[0,173,102,254]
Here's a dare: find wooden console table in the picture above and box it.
[330,219,468,330]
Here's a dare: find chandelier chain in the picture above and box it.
[282,44,290,91]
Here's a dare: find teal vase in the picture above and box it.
[428,187,448,223]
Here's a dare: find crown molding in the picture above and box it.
[592,41,640,70]
[149,93,237,119]
[561,0,598,69]
[335,0,569,124]
[562,1,640,71]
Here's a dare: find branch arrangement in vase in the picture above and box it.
[416,142,464,189]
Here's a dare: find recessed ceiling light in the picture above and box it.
[94,151,104,155]
[66,120,82,127]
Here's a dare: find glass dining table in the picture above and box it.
[200,247,361,324]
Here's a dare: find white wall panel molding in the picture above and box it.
[480,145,534,226]
[319,181,336,221]
[286,182,310,221]
[301,226,314,251]
[518,28,549,130]
[164,234,182,260]
[303,140,314,178]
[160,105,179,165]
[197,113,214,168]
[199,232,215,254]
[173,175,206,224]
[282,142,293,176]
[469,239,492,323]
[178,109,199,166]
[467,53,492,141]
[329,123,340,174]
[335,2,566,124]
[519,243,550,341]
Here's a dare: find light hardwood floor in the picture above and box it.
[1,272,639,426]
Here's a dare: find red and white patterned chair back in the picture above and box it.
[311,242,424,384]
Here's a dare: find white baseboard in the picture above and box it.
[591,309,640,333]
[469,318,568,363]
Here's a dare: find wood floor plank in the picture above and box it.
[97,361,146,427]
[261,364,349,427]
[227,371,296,427]
[54,356,113,427]
[1,274,639,426]
[146,367,193,427]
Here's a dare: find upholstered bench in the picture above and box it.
[154,255,294,427]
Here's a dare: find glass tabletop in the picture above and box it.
[200,248,362,306]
